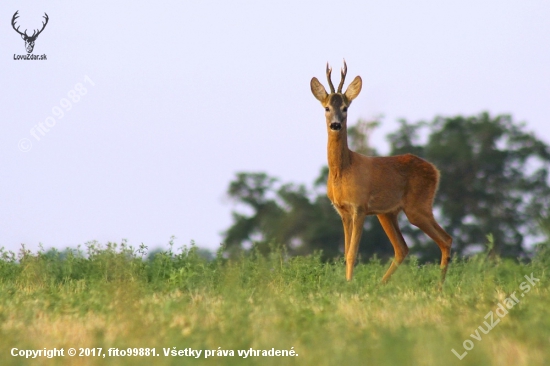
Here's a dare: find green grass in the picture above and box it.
[0,241,548,366]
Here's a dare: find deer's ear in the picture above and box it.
[21,34,26,40]
[310,77,328,103]
[344,76,362,102]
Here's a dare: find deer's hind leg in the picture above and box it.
[404,168,453,285]
[404,208,452,284]
[377,211,409,283]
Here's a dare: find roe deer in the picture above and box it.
[310,60,452,284]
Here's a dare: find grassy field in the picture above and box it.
[0,240,548,366]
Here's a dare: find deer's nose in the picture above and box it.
[330,122,342,131]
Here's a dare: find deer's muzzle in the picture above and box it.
[330,122,342,131]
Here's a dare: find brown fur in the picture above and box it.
[311,63,452,284]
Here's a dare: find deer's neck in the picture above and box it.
[327,130,352,176]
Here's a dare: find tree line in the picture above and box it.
[223,113,550,262]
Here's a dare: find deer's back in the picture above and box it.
[327,152,439,215]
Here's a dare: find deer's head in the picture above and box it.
[12,11,49,54]
[311,60,362,132]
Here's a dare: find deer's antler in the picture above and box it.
[326,63,336,94]
[30,13,49,39]
[337,59,347,93]
[11,11,26,37]
[12,12,49,40]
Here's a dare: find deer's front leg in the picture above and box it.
[340,213,352,260]
[345,211,366,281]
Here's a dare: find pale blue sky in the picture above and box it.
[1,1,549,253]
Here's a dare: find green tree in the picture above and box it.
[224,113,550,260]
[223,172,341,258]
[388,112,550,257]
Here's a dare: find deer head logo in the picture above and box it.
[11,11,49,54]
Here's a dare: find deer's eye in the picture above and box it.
[325,107,330,112]
[342,107,348,112]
